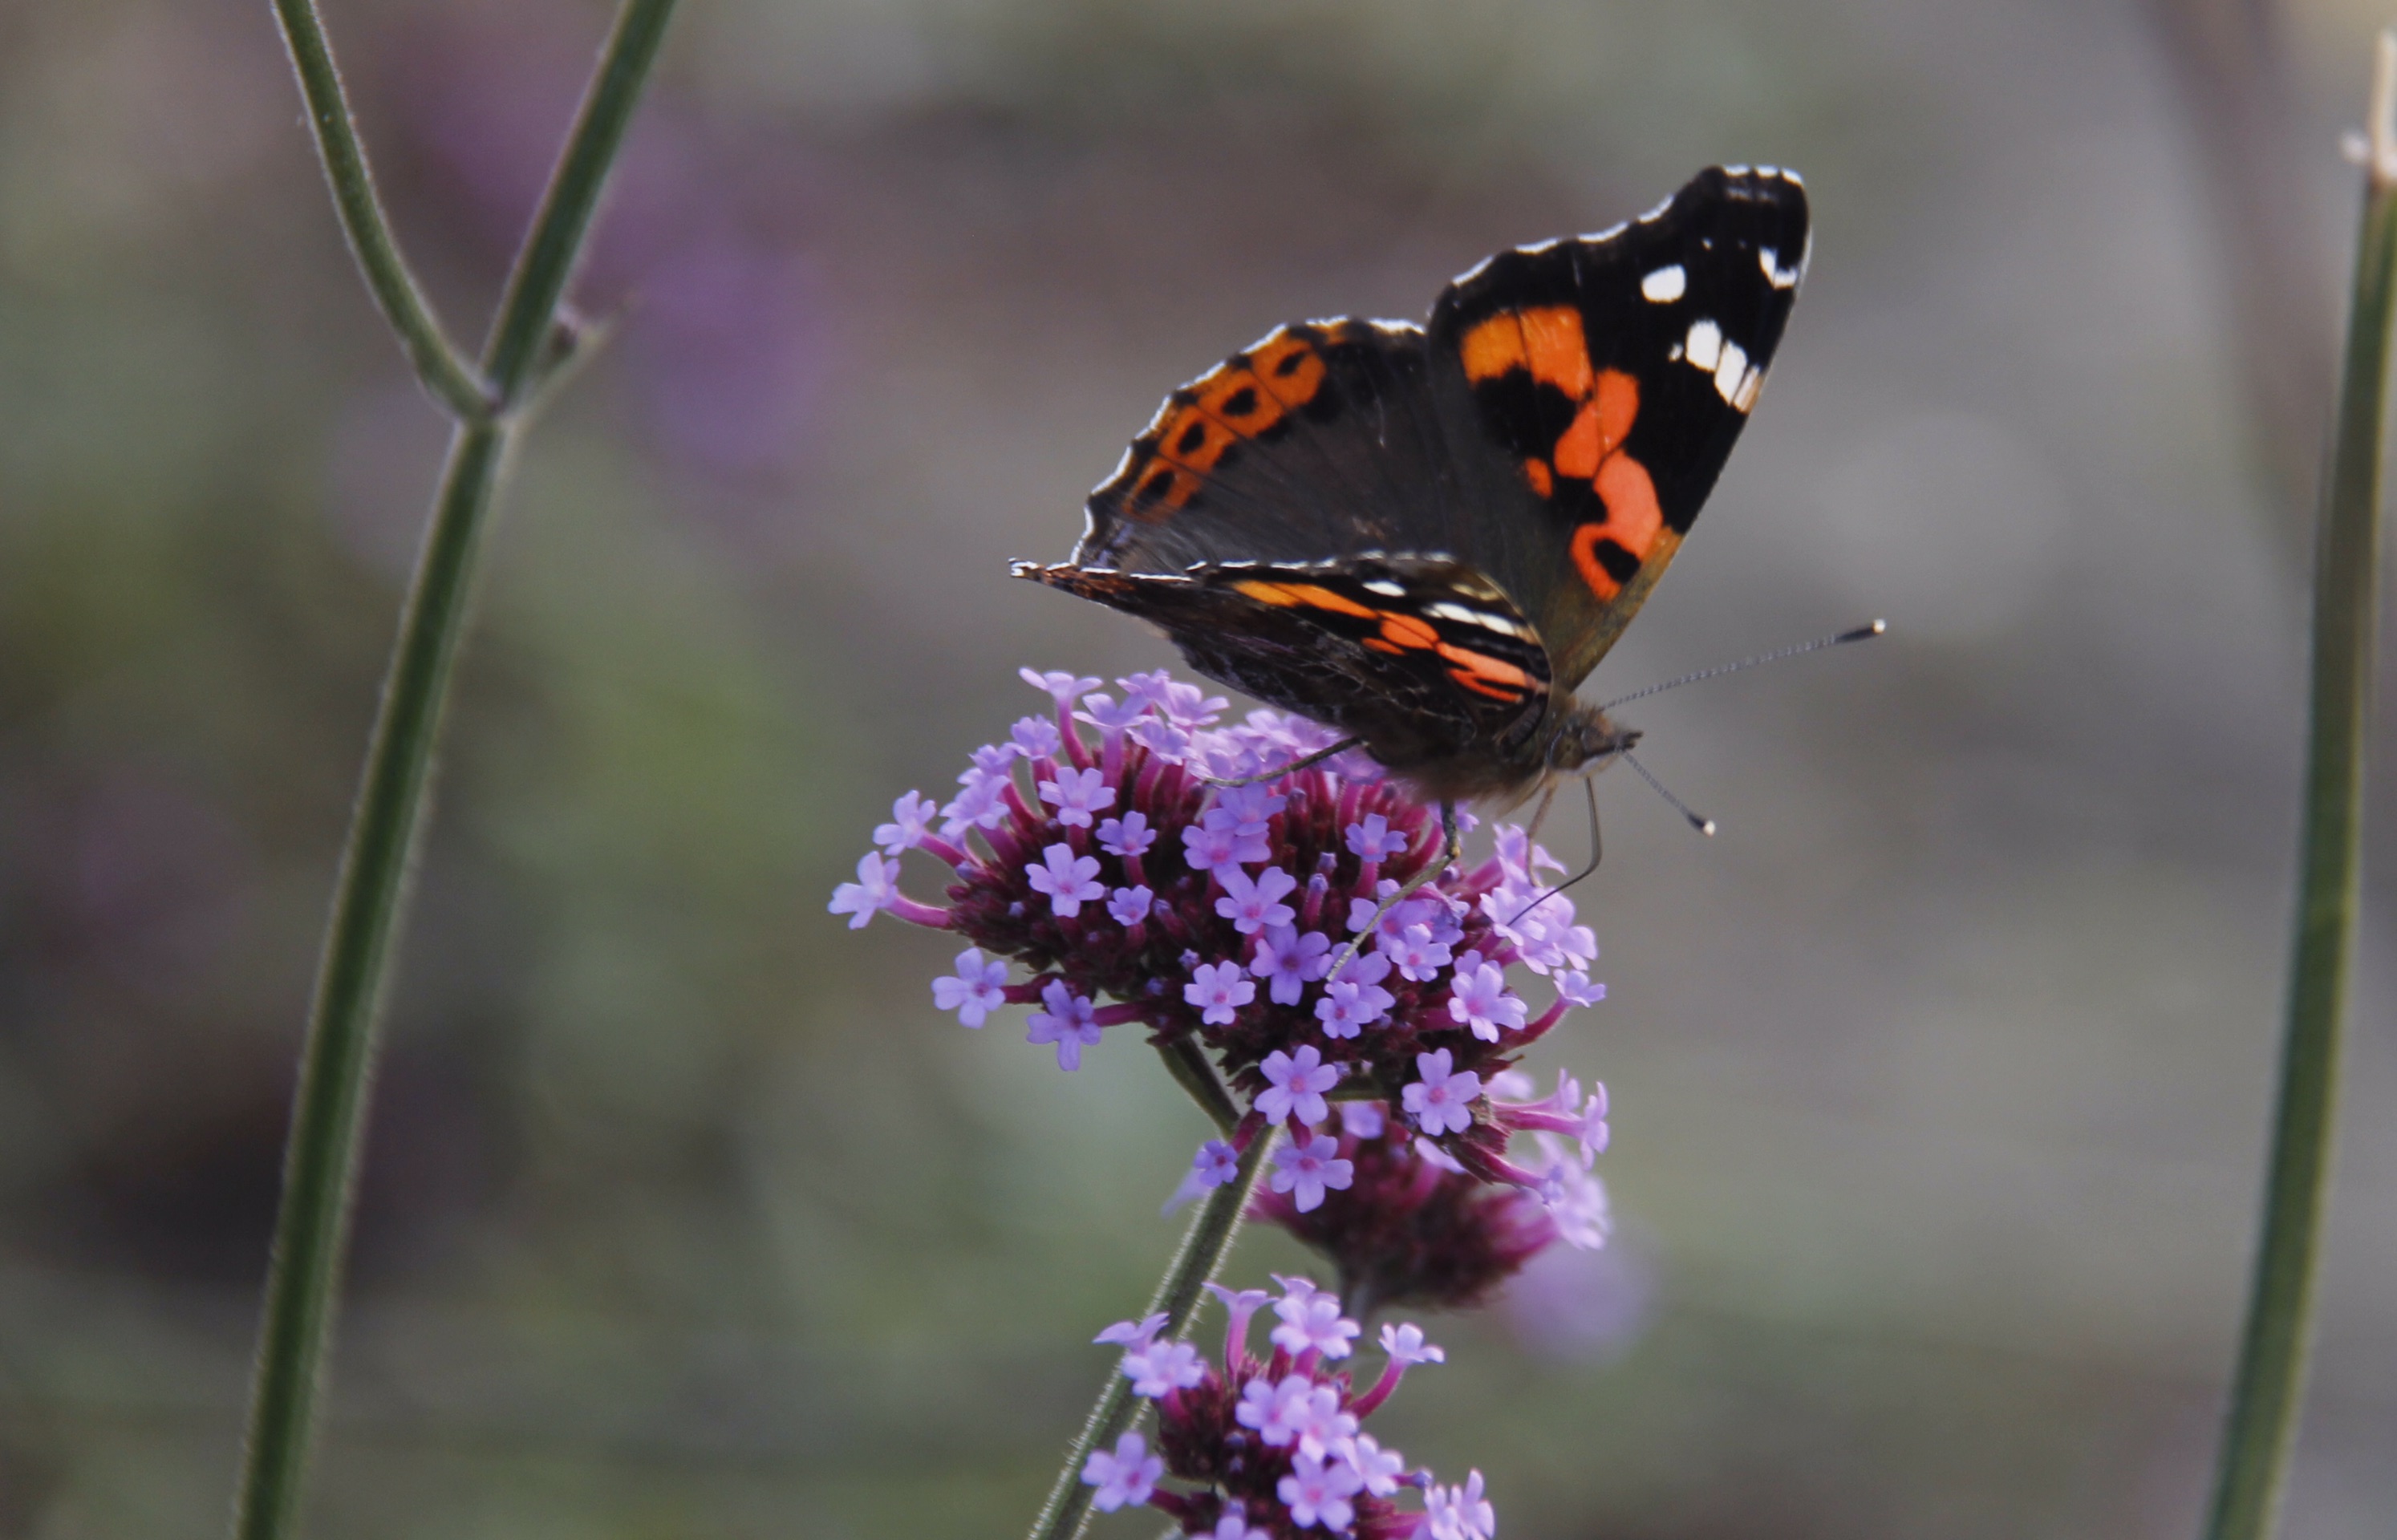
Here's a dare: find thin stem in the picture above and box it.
[266,0,492,419]
[2198,32,2397,1540]
[229,6,680,1539]
[1025,1129,1276,1540]
[1156,1036,1241,1135]
[481,0,680,402]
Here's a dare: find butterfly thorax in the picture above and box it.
[1386,694,1635,806]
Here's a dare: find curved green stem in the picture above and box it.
[1156,1036,1241,1135]
[480,0,679,403]
[2198,32,2397,1540]
[266,0,492,419]
[229,6,680,1540]
[1024,1129,1276,1540]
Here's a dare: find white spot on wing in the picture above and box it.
[1641,264,1687,302]
[1363,579,1408,597]
[1684,319,1722,371]
[1425,602,1535,638]
[1732,365,1764,413]
[1758,245,1801,290]
[1713,340,1750,404]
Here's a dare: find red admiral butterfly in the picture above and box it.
[1016,164,1808,873]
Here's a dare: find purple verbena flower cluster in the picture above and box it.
[830,667,1611,1240]
[1251,1088,1609,1317]
[1082,1275,1491,1538]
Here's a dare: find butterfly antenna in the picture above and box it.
[1506,775,1605,927]
[1624,752,1716,836]
[1600,619,1886,711]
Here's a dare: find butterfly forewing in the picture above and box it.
[1426,165,1809,689]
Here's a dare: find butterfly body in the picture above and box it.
[1016,164,1807,808]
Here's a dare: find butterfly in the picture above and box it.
[1015,164,1808,881]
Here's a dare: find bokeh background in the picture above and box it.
[4,0,2397,1534]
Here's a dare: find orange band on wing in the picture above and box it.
[1434,642,1530,688]
[1594,452,1663,554]
[1459,315,1527,383]
[1378,613,1440,650]
[1519,306,1592,399]
[1233,580,1381,620]
[1570,524,1627,601]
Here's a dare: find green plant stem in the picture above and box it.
[230,6,679,1540]
[266,0,492,419]
[1156,1036,1241,1135]
[1025,1129,1276,1540]
[2199,35,2397,1540]
[481,0,680,403]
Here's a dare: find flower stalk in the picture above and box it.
[230,6,680,1540]
[1028,1129,1276,1540]
[2200,31,2397,1540]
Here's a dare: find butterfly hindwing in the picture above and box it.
[1426,165,1809,689]
[1020,557,1554,789]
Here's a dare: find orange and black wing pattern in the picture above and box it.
[1018,557,1553,796]
[1426,165,1808,688]
[1066,319,1462,575]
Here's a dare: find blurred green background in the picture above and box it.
[4,0,2397,1534]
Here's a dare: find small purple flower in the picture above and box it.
[1255,1045,1342,1127]
[1250,925,1332,1006]
[1114,669,1179,715]
[827,853,899,929]
[1038,764,1116,827]
[1182,820,1247,874]
[1339,1100,1385,1138]
[1425,1470,1496,1540]
[1235,1372,1316,1446]
[1270,1134,1354,1213]
[1011,715,1063,760]
[1127,715,1191,761]
[1215,782,1287,832]
[1198,803,1273,865]
[1278,1451,1364,1532]
[1096,1313,1167,1347]
[873,791,939,854]
[1097,810,1155,857]
[1345,813,1408,862]
[1381,922,1454,982]
[1081,1431,1162,1512]
[1215,865,1299,935]
[1446,958,1527,1041]
[1556,971,1607,1008]
[971,742,1021,776]
[1379,1321,1446,1365]
[1402,1048,1482,1137]
[1107,885,1154,927]
[1185,960,1258,1025]
[1026,981,1102,1070]
[1020,667,1102,711]
[931,947,1008,1027]
[1349,1433,1408,1496]
[1075,692,1150,736]
[1538,1142,1611,1249]
[1271,1283,1361,1359]
[1577,1082,1610,1157]
[939,768,1009,836]
[1192,1138,1239,1188]
[1026,843,1105,917]
[1122,1337,1207,1397]
[1315,953,1396,1038]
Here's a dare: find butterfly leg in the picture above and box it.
[1191,736,1366,790]
[1324,798,1463,983]
[1523,782,1562,841]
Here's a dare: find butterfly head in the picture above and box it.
[1541,699,1640,780]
